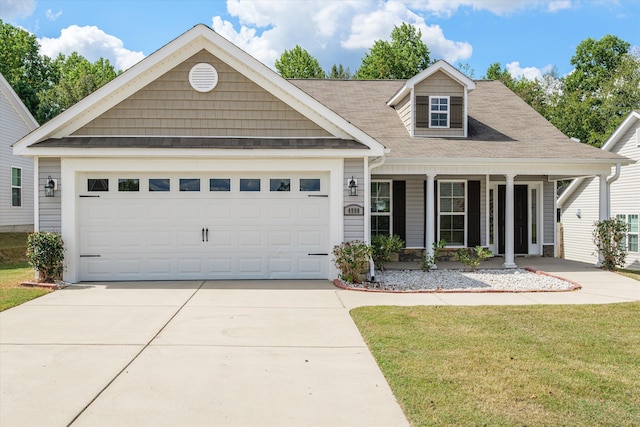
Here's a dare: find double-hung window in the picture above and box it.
[11,167,21,207]
[430,96,449,128]
[439,181,466,246]
[371,181,391,237]
[617,214,639,253]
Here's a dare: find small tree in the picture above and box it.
[26,231,65,282]
[454,246,493,271]
[371,234,404,271]
[332,241,372,284]
[593,218,628,270]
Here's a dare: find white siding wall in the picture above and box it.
[38,158,62,232]
[344,158,365,241]
[0,81,35,230]
[562,121,640,268]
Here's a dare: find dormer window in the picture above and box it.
[430,96,449,128]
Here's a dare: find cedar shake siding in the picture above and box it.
[73,50,332,138]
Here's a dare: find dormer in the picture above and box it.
[388,60,475,138]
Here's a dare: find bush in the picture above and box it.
[332,241,372,284]
[26,231,64,282]
[593,218,628,270]
[421,240,446,271]
[454,246,493,271]
[371,234,404,271]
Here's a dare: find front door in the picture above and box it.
[498,185,529,254]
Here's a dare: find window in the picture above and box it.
[88,179,109,192]
[371,181,391,236]
[179,178,200,192]
[11,167,21,207]
[439,181,466,246]
[149,179,170,192]
[430,96,449,128]
[300,178,320,192]
[210,179,230,192]
[118,179,139,192]
[240,178,260,192]
[617,214,639,253]
[270,179,290,192]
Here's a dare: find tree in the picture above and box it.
[36,53,118,123]
[0,19,52,117]
[328,64,351,79]
[275,45,325,78]
[355,23,430,79]
[550,35,640,147]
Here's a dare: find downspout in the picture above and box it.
[367,155,386,280]
[605,163,621,219]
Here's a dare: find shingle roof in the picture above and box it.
[290,79,626,162]
[33,136,366,150]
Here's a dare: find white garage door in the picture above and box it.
[78,173,330,281]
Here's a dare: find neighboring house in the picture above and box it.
[13,25,631,283]
[1,72,37,232]
[558,111,640,269]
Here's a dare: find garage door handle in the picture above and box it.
[308,194,328,197]
[308,253,328,256]
[206,228,209,242]
[80,254,101,257]
[202,228,205,242]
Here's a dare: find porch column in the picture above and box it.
[503,174,517,268]
[425,174,435,266]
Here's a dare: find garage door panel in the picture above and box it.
[78,173,330,281]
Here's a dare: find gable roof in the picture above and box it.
[291,78,631,164]
[387,60,475,107]
[558,110,640,206]
[13,24,384,156]
[0,72,38,133]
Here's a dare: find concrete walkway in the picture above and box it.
[1,259,638,426]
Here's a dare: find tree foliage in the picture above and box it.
[328,64,351,79]
[356,23,430,79]
[275,45,325,78]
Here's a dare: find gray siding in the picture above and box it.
[0,79,35,230]
[405,177,424,247]
[343,158,365,241]
[38,158,61,231]
[395,94,411,134]
[73,50,332,138]
[543,180,555,244]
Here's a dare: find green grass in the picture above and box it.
[352,304,640,426]
[0,233,50,311]
[617,268,640,282]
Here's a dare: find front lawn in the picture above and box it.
[352,303,640,426]
[617,268,640,282]
[0,233,50,311]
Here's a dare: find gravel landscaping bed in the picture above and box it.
[339,269,579,292]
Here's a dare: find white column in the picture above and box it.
[425,175,435,264]
[503,174,517,268]
[598,174,608,221]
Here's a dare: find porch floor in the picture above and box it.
[387,255,545,271]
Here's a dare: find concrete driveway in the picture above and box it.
[0,280,409,427]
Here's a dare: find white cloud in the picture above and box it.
[408,0,574,16]
[46,9,62,21]
[38,25,146,71]
[212,0,472,70]
[506,61,555,80]
[0,0,35,20]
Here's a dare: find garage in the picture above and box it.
[77,172,330,281]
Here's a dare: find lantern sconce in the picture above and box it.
[348,176,358,196]
[44,176,57,197]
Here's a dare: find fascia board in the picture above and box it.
[383,157,634,166]
[600,111,640,152]
[557,178,584,207]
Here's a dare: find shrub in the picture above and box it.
[26,231,64,282]
[371,234,405,271]
[332,241,372,284]
[593,218,628,270]
[454,246,493,271]
[421,239,446,272]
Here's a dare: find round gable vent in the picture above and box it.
[189,63,218,92]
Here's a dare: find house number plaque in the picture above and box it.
[344,204,364,216]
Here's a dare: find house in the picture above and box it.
[1,72,38,232]
[558,110,640,269]
[13,24,631,283]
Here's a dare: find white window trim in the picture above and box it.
[617,214,639,253]
[429,96,450,129]
[438,179,467,247]
[11,166,22,207]
[371,180,393,236]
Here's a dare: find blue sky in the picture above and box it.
[1,0,639,79]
